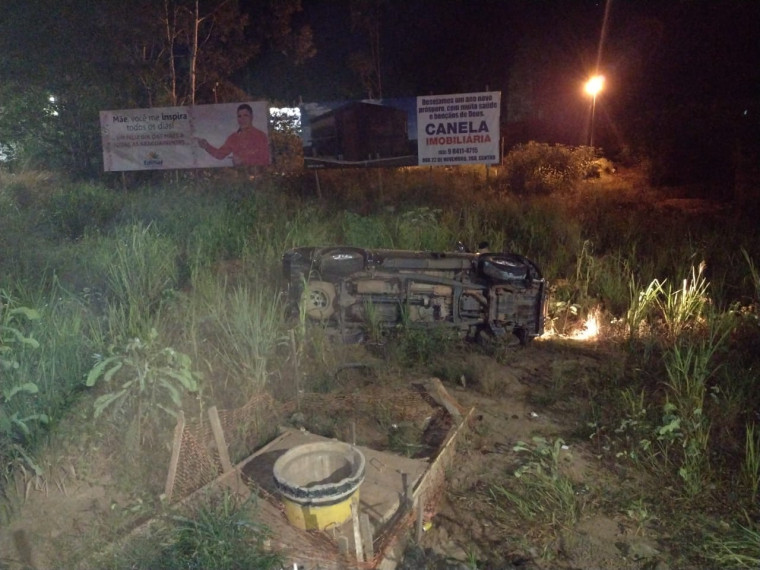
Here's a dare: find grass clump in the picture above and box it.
[104,492,283,570]
[102,223,180,339]
[703,518,760,569]
[490,437,581,529]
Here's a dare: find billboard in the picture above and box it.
[416,91,500,166]
[300,98,417,168]
[99,102,270,171]
[300,91,500,169]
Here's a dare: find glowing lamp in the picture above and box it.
[584,75,605,97]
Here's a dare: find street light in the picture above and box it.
[584,75,605,147]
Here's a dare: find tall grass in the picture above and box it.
[658,262,710,340]
[2,158,760,565]
[742,247,760,302]
[742,423,760,504]
[660,314,731,496]
[626,274,662,339]
[187,272,285,403]
[103,223,179,339]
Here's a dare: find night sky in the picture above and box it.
[247,1,759,104]
[243,0,759,179]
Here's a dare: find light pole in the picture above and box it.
[584,75,605,147]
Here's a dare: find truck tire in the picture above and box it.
[303,281,336,320]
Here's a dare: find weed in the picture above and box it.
[611,388,654,464]
[0,291,41,372]
[195,281,284,401]
[429,358,470,387]
[590,252,632,317]
[104,223,179,339]
[390,323,459,368]
[500,142,596,195]
[0,292,47,477]
[490,437,580,528]
[741,247,760,302]
[703,517,760,569]
[387,422,427,457]
[363,298,384,343]
[626,274,662,339]
[106,492,283,569]
[624,498,655,535]
[85,328,200,451]
[574,239,595,300]
[395,206,450,250]
[342,211,392,247]
[658,313,732,495]
[742,423,760,504]
[658,262,710,340]
[46,182,124,240]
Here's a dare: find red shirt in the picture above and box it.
[205,127,270,166]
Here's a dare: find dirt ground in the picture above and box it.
[0,324,680,570]
[415,339,669,570]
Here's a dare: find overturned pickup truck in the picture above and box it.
[282,245,547,344]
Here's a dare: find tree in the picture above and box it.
[0,1,127,176]
[349,0,386,99]
[0,0,314,176]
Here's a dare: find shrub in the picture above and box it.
[500,142,598,195]
[46,182,125,239]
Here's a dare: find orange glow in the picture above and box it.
[571,307,600,340]
[541,306,602,341]
[584,75,605,97]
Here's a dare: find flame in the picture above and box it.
[540,306,603,341]
[571,307,600,340]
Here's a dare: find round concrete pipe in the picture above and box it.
[273,441,366,530]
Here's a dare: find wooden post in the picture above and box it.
[424,378,463,424]
[415,496,424,543]
[164,410,185,502]
[360,513,375,560]
[351,500,364,562]
[289,329,300,411]
[314,170,322,200]
[402,472,412,508]
[208,406,233,473]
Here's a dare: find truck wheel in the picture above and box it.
[303,281,336,320]
[513,327,530,346]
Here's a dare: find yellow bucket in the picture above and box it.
[273,442,366,531]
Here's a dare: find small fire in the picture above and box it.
[541,306,602,340]
[571,307,600,340]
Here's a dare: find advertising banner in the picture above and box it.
[416,91,500,166]
[99,102,270,171]
[300,97,418,169]
[299,91,500,169]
